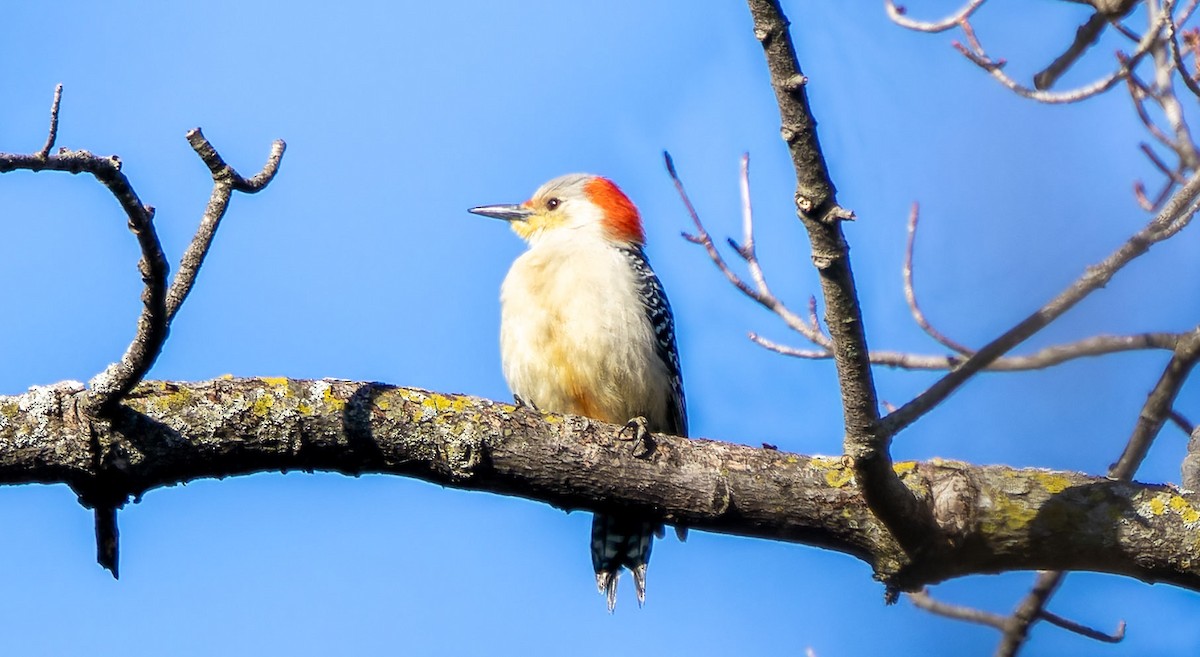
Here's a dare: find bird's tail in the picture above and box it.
[591,513,662,612]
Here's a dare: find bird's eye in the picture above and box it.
[546,198,561,210]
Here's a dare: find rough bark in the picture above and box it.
[1,377,1197,591]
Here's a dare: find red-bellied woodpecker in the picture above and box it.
[469,174,686,612]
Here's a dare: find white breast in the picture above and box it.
[499,236,672,429]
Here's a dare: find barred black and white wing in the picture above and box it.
[622,245,687,438]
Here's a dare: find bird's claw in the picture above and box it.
[619,416,654,458]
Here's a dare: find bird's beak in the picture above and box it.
[468,204,534,222]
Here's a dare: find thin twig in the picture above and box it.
[1166,0,1200,98]
[665,151,830,348]
[1127,69,1180,151]
[885,0,988,33]
[954,40,1151,104]
[1038,610,1126,643]
[907,588,1008,630]
[903,203,974,354]
[756,331,1179,371]
[0,150,169,413]
[1170,409,1196,435]
[37,84,63,159]
[749,333,831,359]
[1140,143,1187,182]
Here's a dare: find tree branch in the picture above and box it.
[754,331,1179,371]
[884,0,988,33]
[1112,325,1200,474]
[165,129,286,321]
[0,146,169,417]
[949,6,1159,104]
[882,169,1200,436]
[908,588,1008,630]
[667,152,831,349]
[745,0,927,568]
[903,203,975,354]
[0,378,1198,591]
[37,83,63,159]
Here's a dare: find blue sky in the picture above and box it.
[1,2,1198,655]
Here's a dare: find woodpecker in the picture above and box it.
[469,174,686,611]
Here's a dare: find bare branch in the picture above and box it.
[3,378,1200,591]
[1170,409,1196,435]
[747,195,1178,369]
[1166,0,1200,98]
[1126,71,1179,153]
[883,170,1200,436]
[953,38,1151,104]
[994,569,1126,653]
[903,203,974,354]
[947,4,1161,105]
[1150,27,1200,172]
[83,197,169,412]
[907,588,1008,630]
[994,571,1066,657]
[760,331,1179,371]
[186,127,286,193]
[910,579,1125,651]
[1034,12,1113,91]
[165,129,287,321]
[1111,325,1200,476]
[37,84,63,159]
[885,0,988,33]
[747,0,927,568]
[1038,610,1126,644]
[666,153,830,348]
[749,332,831,359]
[1,88,174,578]
[1140,142,1186,183]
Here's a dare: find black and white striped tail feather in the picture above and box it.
[591,513,665,612]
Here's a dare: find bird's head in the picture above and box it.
[469,174,645,246]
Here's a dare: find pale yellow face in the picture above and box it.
[510,206,559,240]
[511,190,572,241]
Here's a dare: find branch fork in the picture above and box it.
[0,85,287,577]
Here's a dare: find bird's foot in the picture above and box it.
[618,416,654,458]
